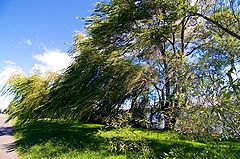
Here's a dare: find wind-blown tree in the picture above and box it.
[41,37,147,123]
[2,73,58,124]
[77,0,240,130]
[3,0,240,133]
[41,0,201,129]
[190,0,240,40]
[178,7,240,137]
[81,0,200,129]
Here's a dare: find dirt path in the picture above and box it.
[0,114,18,159]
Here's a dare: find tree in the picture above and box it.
[78,0,240,130]
[41,0,240,130]
[3,0,239,135]
[176,5,240,137]
[40,0,200,129]
[1,72,58,124]
[82,0,200,129]
[41,37,147,123]
[190,0,240,40]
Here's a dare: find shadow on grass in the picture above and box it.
[147,136,240,158]
[12,120,240,159]
[13,120,109,158]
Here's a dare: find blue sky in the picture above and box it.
[0,0,98,72]
[0,0,99,110]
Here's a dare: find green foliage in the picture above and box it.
[2,0,240,142]
[82,0,199,129]
[1,73,58,124]
[42,39,146,122]
[163,145,239,159]
[173,4,240,139]
[99,113,153,158]
[13,120,240,159]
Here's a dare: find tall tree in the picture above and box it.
[41,37,147,122]
[82,0,200,129]
[3,0,240,133]
[184,7,240,137]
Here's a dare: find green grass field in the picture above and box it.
[13,120,240,159]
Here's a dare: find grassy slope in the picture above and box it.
[13,120,240,159]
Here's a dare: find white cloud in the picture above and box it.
[3,60,16,65]
[32,49,73,74]
[0,60,24,84]
[23,39,33,46]
[0,60,24,110]
[0,48,73,110]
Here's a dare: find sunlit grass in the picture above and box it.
[13,120,240,159]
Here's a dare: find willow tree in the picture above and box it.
[1,73,58,124]
[40,0,199,128]
[80,0,201,129]
[82,0,240,129]
[179,6,240,137]
[40,36,147,123]
[4,0,240,131]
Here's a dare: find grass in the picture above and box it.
[13,120,240,159]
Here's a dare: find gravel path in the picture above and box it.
[0,114,18,159]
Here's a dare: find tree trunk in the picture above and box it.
[164,114,176,130]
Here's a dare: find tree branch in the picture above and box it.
[191,12,240,40]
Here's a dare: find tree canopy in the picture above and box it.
[3,0,240,138]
